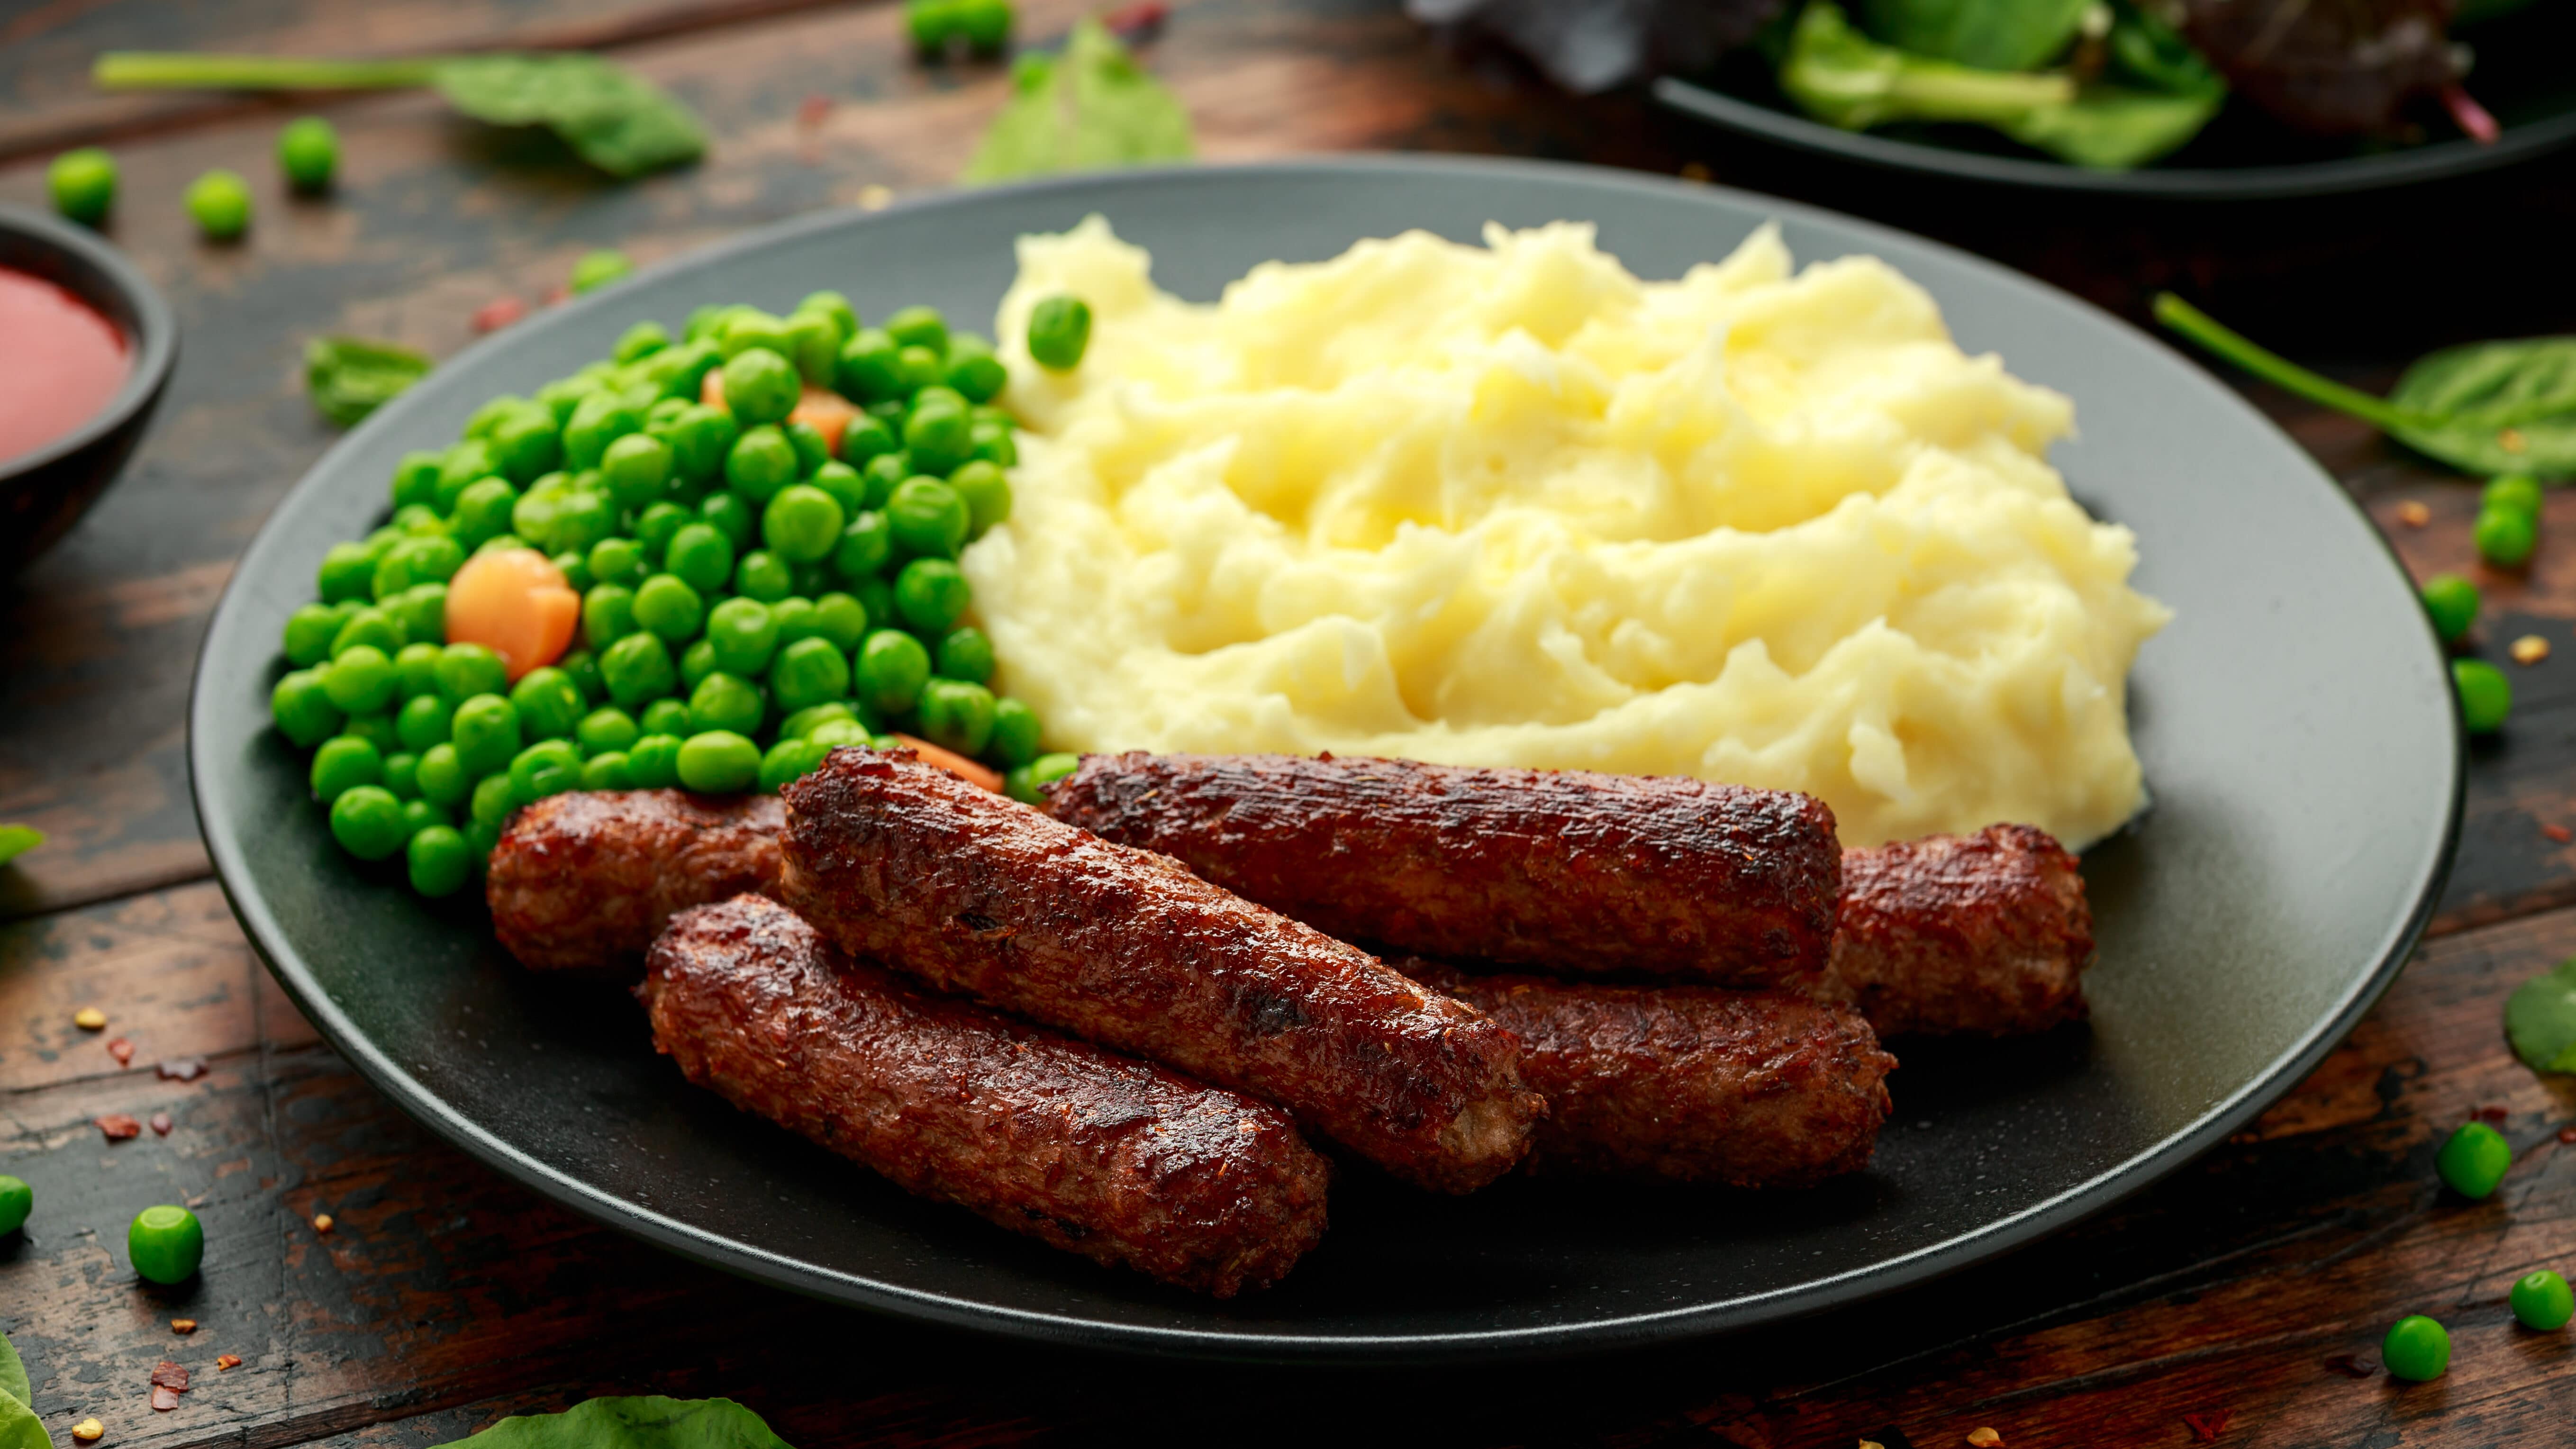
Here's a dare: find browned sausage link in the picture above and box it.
[778,749,1547,1194]
[1397,960,1894,1186]
[1830,824,2094,1038]
[487,790,785,972]
[1043,752,1841,984]
[643,895,1330,1297]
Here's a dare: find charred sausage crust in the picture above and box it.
[487,790,786,973]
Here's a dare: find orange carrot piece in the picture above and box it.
[444,547,578,681]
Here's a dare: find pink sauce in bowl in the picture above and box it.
[0,264,131,462]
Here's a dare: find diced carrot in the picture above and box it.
[700,366,726,410]
[702,367,858,458]
[893,733,1005,794]
[445,547,579,681]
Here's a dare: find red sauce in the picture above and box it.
[0,266,130,462]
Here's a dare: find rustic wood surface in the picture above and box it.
[3,1,2574,1445]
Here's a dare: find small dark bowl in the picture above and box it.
[0,202,177,572]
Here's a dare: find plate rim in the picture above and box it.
[188,152,2466,1362]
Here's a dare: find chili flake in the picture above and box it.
[2559,1126,2576,1144]
[155,1059,207,1082]
[149,1389,177,1413]
[71,1420,103,1442]
[1967,1430,2003,1448]
[312,1213,334,1234]
[2184,1409,2233,1442]
[148,1113,171,1136]
[1104,0,1168,40]
[796,94,832,130]
[2395,500,2431,527]
[2545,824,2572,844]
[216,1355,240,1371]
[73,1008,106,1031]
[2513,635,2551,665]
[169,1319,195,1334]
[472,297,526,334]
[148,1363,187,1393]
[96,1114,141,1141]
[2500,428,2529,454]
[105,1038,133,1066]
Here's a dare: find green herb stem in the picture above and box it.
[2152,292,2425,432]
[95,52,441,91]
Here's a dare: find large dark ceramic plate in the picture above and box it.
[190,156,2459,1361]
[1654,2,2576,199]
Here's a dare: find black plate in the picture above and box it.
[1654,3,2576,199]
[190,156,2460,1361]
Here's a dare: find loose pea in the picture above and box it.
[185,168,252,241]
[0,1175,29,1234]
[726,426,802,504]
[907,0,960,53]
[417,743,470,807]
[324,644,400,715]
[634,572,707,642]
[330,784,408,860]
[576,706,641,756]
[688,671,766,737]
[1027,295,1091,371]
[2438,1120,2511,1199]
[894,557,973,635]
[283,603,346,666]
[2381,1315,2449,1381]
[450,693,524,777]
[396,693,452,753]
[917,679,996,756]
[677,730,762,793]
[812,592,870,652]
[759,736,833,793]
[2476,504,2538,568]
[700,490,755,548]
[834,510,893,583]
[470,772,518,830]
[858,629,932,715]
[602,432,675,510]
[579,751,633,791]
[989,697,1041,767]
[569,249,632,294]
[763,484,846,563]
[510,667,586,741]
[274,115,339,192]
[640,698,693,737]
[706,597,780,676]
[950,460,1012,536]
[2455,658,2512,734]
[48,147,116,226]
[127,1205,204,1285]
[2512,1270,2574,1331]
[1008,751,1079,803]
[721,348,802,427]
[628,733,684,788]
[635,501,690,558]
[310,736,382,803]
[272,669,344,747]
[903,403,975,476]
[408,825,473,897]
[665,521,736,593]
[935,626,996,684]
[318,541,379,602]
[785,312,841,388]
[680,638,720,690]
[735,550,795,603]
[770,636,851,714]
[2485,473,2543,516]
[582,584,638,650]
[437,643,510,703]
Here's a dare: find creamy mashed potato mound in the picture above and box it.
[968,217,2169,848]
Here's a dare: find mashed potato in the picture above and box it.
[967,217,2169,848]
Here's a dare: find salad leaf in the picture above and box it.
[94,52,704,178]
[1855,0,2094,72]
[0,1396,46,1449]
[306,337,433,428]
[2508,957,2576,1074]
[2155,294,2576,479]
[0,1328,31,1407]
[961,19,1193,183]
[0,826,40,867]
[2105,0,2223,96]
[1779,2,2221,168]
[433,1397,792,1449]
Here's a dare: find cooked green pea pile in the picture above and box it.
[272,290,1052,896]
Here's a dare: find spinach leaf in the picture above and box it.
[0,1327,31,1407]
[2155,294,2576,479]
[94,52,704,179]
[1779,2,2221,168]
[0,826,39,868]
[306,337,433,428]
[2508,957,2576,1074]
[2105,0,2222,96]
[961,18,1193,183]
[0,1395,46,1449]
[1856,0,2094,71]
[434,1397,792,1449]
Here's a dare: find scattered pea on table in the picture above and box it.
[127,1204,205,1284]
[47,147,117,226]
[2436,1120,2511,1198]
[2381,1314,2450,1381]
[278,116,338,192]
[185,168,253,241]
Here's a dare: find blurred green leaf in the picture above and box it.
[433,1397,792,1449]
[306,337,432,428]
[0,826,42,868]
[962,19,1193,183]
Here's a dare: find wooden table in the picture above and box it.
[3,2,2573,1444]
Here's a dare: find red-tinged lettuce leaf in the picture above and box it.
[434,1398,793,1449]
[2174,0,2460,135]
[1407,0,1786,93]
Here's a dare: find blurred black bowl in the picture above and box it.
[0,202,177,572]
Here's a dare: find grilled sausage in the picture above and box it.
[1398,960,1894,1186]
[777,748,1548,1194]
[1043,752,1840,984]
[643,894,1331,1297]
[487,790,785,972]
[1831,824,2093,1038]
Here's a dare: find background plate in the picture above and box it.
[190,155,2460,1362]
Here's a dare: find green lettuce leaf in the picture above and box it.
[2508,958,2576,1075]
[0,1328,31,1407]
[961,18,1193,183]
[306,337,433,428]
[1857,0,2094,71]
[434,1397,792,1449]
[0,1396,47,1449]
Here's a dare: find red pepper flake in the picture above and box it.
[151,1387,179,1412]
[1104,0,1168,40]
[106,1037,134,1066]
[97,1114,142,1141]
[156,1058,207,1082]
[2479,1104,2510,1122]
[149,1363,188,1392]
[471,297,526,334]
[2323,1353,2377,1379]
[542,283,570,307]
[169,1319,195,1334]
[2183,1410,2233,1442]
[2546,824,2573,843]
[148,1113,172,1136]
[796,94,832,130]
[215,1355,241,1371]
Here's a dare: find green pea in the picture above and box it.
[322,644,398,715]
[716,308,793,362]
[797,290,859,343]
[508,739,585,804]
[916,679,996,756]
[571,706,637,757]
[552,549,595,594]
[283,603,346,667]
[437,643,509,703]
[400,796,449,840]
[699,490,755,548]
[628,733,684,788]
[580,750,633,791]
[272,669,344,748]
[2476,504,2538,568]
[665,522,736,593]
[2455,659,2512,734]
[810,591,871,653]
[1027,295,1091,371]
[390,451,444,508]
[688,671,766,737]
[654,402,739,487]
[989,697,1041,767]
[2512,1269,2574,1331]
[488,407,563,485]
[910,382,969,419]
[0,1175,29,1235]
[2485,473,2543,516]
[640,698,693,737]
[465,395,527,440]
[535,377,599,425]
[581,583,637,651]
[127,1205,204,1285]
[835,329,905,403]
[804,464,863,525]
[635,571,710,644]
[569,249,632,294]
[511,490,563,551]
[2438,1120,2511,1198]
[950,460,1012,536]
[888,477,971,561]
[841,414,899,467]
[185,168,252,241]
[894,344,945,396]
[392,641,444,699]
[898,405,971,477]
[769,637,851,714]
[734,550,794,603]
[375,534,465,599]
[935,625,996,684]
[633,502,690,561]
[761,483,846,564]
[601,433,675,511]
[721,348,802,427]
[48,147,116,226]
[341,709,399,755]
[832,510,894,584]
[680,638,720,691]
[318,541,378,603]
[784,419,833,477]
[1007,751,1079,803]
[759,736,833,793]
[566,647,610,704]
[942,335,1007,404]
[599,631,679,709]
[780,702,858,741]
[955,0,1012,52]
[309,735,382,802]
[907,0,960,51]
[726,426,802,504]
[2381,1315,2449,1381]
[270,115,338,192]
[510,667,586,741]
[393,693,450,754]
[551,490,621,554]
[450,693,524,777]
[417,743,470,807]
[328,783,407,860]
[683,305,730,343]
[858,629,931,715]
[787,311,842,388]
[894,557,972,635]
[407,825,472,897]
[564,391,645,472]
[860,453,910,510]
[470,772,518,829]
[677,731,761,793]
[883,305,948,356]
[764,596,816,645]
[591,537,650,591]
[390,583,446,646]
[704,597,779,677]
[452,478,520,551]
[613,320,670,365]
[810,717,871,749]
